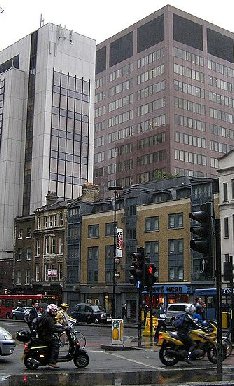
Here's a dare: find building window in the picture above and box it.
[87,247,98,284]
[168,239,184,281]
[45,237,49,254]
[26,228,32,238]
[224,217,229,238]
[59,213,64,226]
[105,222,115,236]
[16,271,21,285]
[105,245,114,283]
[51,237,56,254]
[25,269,30,285]
[26,248,32,260]
[168,213,183,229]
[88,224,99,238]
[44,216,48,228]
[232,179,234,199]
[145,216,159,232]
[223,182,228,202]
[58,238,63,254]
[35,265,40,282]
[36,240,40,256]
[18,229,23,239]
[17,248,22,261]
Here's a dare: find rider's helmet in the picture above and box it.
[185,304,195,314]
[47,303,58,315]
[60,303,69,310]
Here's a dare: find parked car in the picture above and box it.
[10,306,33,321]
[165,303,193,326]
[0,326,15,356]
[70,303,107,324]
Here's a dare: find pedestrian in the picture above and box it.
[122,304,127,320]
[24,301,39,333]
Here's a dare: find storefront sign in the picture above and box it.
[152,284,190,294]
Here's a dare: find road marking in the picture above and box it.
[109,353,160,369]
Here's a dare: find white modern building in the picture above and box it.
[0,23,96,259]
[218,150,234,269]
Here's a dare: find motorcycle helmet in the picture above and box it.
[185,305,195,314]
[16,329,31,342]
[47,304,58,315]
[60,303,69,310]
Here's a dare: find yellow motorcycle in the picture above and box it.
[158,322,225,366]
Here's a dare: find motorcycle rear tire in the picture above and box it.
[207,344,226,364]
[73,351,89,368]
[24,355,39,370]
[159,344,179,366]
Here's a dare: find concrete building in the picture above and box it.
[218,150,234,277]
[94,5,234,198]
[0,23,96,259]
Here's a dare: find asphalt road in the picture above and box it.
[1,320,234,386]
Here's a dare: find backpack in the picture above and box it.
[172,313,186,328]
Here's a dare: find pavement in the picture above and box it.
[1,337,234,386]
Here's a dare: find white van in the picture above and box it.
[165,303,193,325]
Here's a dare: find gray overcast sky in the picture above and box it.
[0,0,234,50]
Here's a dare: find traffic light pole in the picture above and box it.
[215,219,222,376]
[137,287,142,347]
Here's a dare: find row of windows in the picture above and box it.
[137,149,166,166]
[174,47,204,66]
[210,140,228,153]
[109,79,131,97]
[174,63,204,82]
[175,131,206,148]
[175,167,205,178]
[36,214,64,229]
[208,75,232,92]
[108,110,133,128]
[95,105,106,118]
[136,168,166,184]
[174,80,204,98]
[108,126,133,143]
[175,97,206,115]
[208,59,234,78]
[138,97,165,116]
[87,213,184,240]
[137,132,166,149]
[15,264,63,285]
[210,124,234,139]
[137,115,166,133]
[137,64,165,84]
[222,180,234,203]
[137,80,165,100]
[175,149,207,165]
[108,94,133,112]
[175,114,206,132]
[208,91,234,108]
[137,47,164,68]
[109,63,133,82]
[209,107,234,124]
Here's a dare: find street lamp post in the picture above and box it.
[108,186,123,319]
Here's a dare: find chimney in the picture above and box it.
[81,183,100,202]
[46,191,58,206]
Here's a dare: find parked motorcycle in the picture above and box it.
[16,324,89,370]
[158,321,226,366]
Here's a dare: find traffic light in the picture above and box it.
[145,263,157,289]
[189,202,214,276]
[129,248,145,287]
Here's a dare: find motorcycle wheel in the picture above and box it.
[159,344,179,366]
[24,356,39,370]
[73,352,89,368]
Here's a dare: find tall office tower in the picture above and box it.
[0,24,96,259]
[94,5,234,197]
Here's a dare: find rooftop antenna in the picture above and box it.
[40,13,45,27]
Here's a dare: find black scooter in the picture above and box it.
[17,326,89,370]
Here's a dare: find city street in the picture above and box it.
[1,320,234,385]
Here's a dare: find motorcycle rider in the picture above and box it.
[176,305,197,363]
[37,304,64,368]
